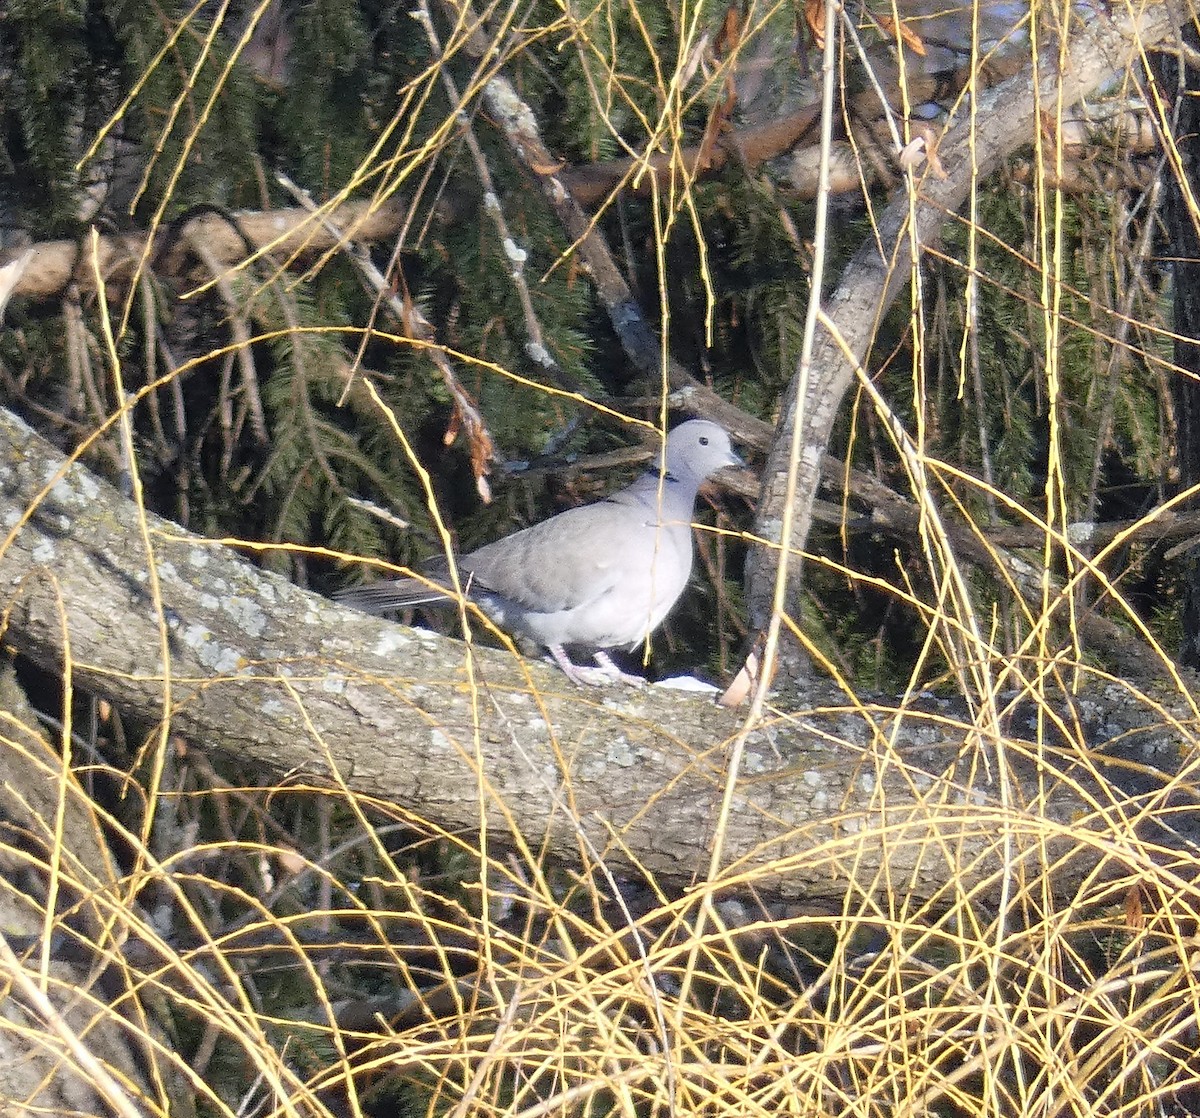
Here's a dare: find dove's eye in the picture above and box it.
[699,436,709,446]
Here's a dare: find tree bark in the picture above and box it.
[5,197,412,299]
[745,0,1195,678]
[0,405,1196,904]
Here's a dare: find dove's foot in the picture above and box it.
[593,651,647,687]
[547,646,646,687]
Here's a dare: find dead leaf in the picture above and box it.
[898,135,927,170]
[805,0,825,49]
[715,5,742,56]
[718,652,756,706]
[876,13,926,56]
[899,123,947,179]
[679,31,710,89]
[444,407,462,446]
[719,631,775,706]
[276,847,307,876]
[1124,885,1146,929]
[0,247,33,321]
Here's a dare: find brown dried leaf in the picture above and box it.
[719,631,776,707]
[467,418,495,503]
[0,247,33,321]
[679,31,710,89]
[900,124,947,179]
[276,847,307,877]
[1124,885,1146,929]
[715,5,742,56]
[805,0,825,49]
[876,13,926,56]
[718,652,756,706]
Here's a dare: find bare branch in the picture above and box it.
[6,198,411,300]
[746,0,1194,673]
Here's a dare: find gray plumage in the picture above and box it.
[337,420,743,684]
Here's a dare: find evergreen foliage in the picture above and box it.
[0,0,1179,672]
[2,1,1199,1116]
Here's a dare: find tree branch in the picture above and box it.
[7,198,411,300]
[0,405,1195,903]
[746,0,1193,672]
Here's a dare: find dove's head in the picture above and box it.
[665,420,743,486]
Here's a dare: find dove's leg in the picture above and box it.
[546,645,638,687]
[593,651,646,686]
[548,644,602,686]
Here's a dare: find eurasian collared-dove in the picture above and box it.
[337,420,743,685]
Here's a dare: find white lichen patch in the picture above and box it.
[188,548,210,569]
[179,623,242,673]
[728,749,766,775]
[604,737,640,767]
[502,238,527,266]
[322,675,346,694]
[222,595,266,638]
[371,629,414,656]
[47,465,98,504]
[32,540,55,563]
[524,341,552,367]
[485,79,538,134]
[155,560,178,584]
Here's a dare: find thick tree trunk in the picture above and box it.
[0,405,1197,906]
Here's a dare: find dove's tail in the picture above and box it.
[335,575,461,615]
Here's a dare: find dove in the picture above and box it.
[337,420,743,685]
